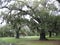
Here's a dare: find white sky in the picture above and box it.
[0,18,6,27]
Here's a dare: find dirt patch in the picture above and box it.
[29,40,60,45]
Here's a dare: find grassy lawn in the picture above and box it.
[0,36,60,45]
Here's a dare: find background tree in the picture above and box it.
[0,24,14,37]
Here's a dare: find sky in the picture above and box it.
[0,18,6,27]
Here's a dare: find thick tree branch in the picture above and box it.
[57,0,60,3]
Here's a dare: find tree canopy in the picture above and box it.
[0,0,60,39]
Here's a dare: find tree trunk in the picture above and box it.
[16,30,20,39]
[49,31,52,37]
[56,32,58,36]
[39,30,47,40]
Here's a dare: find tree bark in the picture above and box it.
[39,30,47,40]
[49,31,52,37]
[16,30,20,39]
[56,32,58,36]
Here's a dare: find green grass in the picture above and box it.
[47,35,60,40]
[0,36,60,45]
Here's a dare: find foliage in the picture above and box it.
[0,24,14,37]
